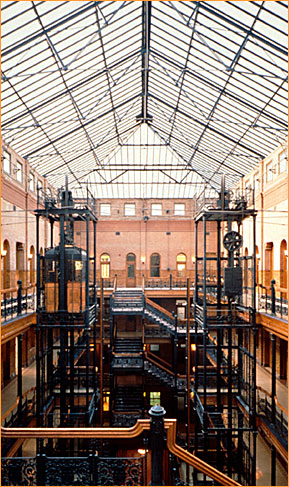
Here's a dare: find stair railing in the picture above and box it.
[1,415,240,486]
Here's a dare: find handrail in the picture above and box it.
[165,419,241,486]
[1,386,36,422]
[1,419,240,486]
[145,351,174,376]
[257,283,287,294]
[146,350,173,371]
[145,297,174,319]
[142,274,145,292]
[256,386,288,416]
[113,274,117,292]
[1,283,36,295]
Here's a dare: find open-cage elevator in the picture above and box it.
[193,186,257,485]
[35,181,98,436]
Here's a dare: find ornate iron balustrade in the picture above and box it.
[1,282,36,323]
[256,388,288,439]
[112,356,144,370]
[111,413,142,427]
[1,415,240,487]
[1,454,146,486]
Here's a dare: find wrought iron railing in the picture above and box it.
[1,281,36,322]
[1,454,147,486]
[1,413,240,486]
[257,283,288,318]
[256,386,288,439]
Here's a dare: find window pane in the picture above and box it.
[29,173,35,191]
[127,264,135,278]
[174,203,185,216]
[151,254,160,265]
[150,392,161,406]
[279,151,287,173]
[100,204,111,216]
[127,253,135,262]
[151,266,160,277]
[16,161,23,183]
[125,203,135,216]
[151,203,162,216]
[101,263,109,278]
[3,150,11,174]
[177,253,186,263]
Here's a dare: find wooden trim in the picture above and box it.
[1,313,36,344]
[145,297,174,318]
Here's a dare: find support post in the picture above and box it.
[271,333,276,424]
[186,277,191,461]
[270,279,276,315]
[100,278,104,429]
[271,445,276,486]
[17,333,23,425]
[149,405,166,486]
[17,280,22,315]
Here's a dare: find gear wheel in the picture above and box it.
[223,230,243,252]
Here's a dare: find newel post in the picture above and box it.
[149,404,166,486]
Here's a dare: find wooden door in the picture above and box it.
[126,253,136,287]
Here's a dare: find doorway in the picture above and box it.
[126,253,136,287]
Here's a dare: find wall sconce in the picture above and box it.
[141,256,145,264]
[191,344,197,352]
[192,256,196,264]
[137,449,148,455]
[256,253,260,260]
[1,248,7,257]
[190,391,194,400]
[284,250,288,257]
[28,252,33,260]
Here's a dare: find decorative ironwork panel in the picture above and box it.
[96,457,145,486]
[45,458,91,486]
[1,458,37,486]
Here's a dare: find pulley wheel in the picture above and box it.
[223,230,243,252]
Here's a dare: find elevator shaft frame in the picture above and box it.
[35,191,98,434]
[193,205,257,486]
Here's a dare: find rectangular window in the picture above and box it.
[29,173,35,192]
[279,151,287,174]
[150,391,161,407]
[125,203,135,216]
[174,203,185,216]
[100,203,111,216]
[3,150,11,174]
[16,161,23,183]
[266,161,273,182]
[254,173,259,192]
[151,203,162,216]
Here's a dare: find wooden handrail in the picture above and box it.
[145,297,174,319]
[165,419,241,486]
[1,283,36,295]
[256,386,288,416]
[257,283,288,294]
[1,418,240,486]
[145,351,174,376]
[147,350,173,371]
[1,387,36,422]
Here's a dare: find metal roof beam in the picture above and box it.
[137,0,152,123]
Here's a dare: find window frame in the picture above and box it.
[100,203,111,216]
[100,253,111,278]
[150,253,160,278]
[151,203,162,216]
[174,203,185,216]
[124,203,136,216]
[16,160,23,183]
[3,150,11,174]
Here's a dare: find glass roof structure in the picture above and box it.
[1,1,288,199]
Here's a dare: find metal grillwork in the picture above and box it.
[1,455,146,486]
[1,1,287,198]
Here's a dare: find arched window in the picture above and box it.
[280,240,287,289]
[29,245,35,283]
[150,253,160,278]
[2,240,10,289]
[265,242,273,286]
[127,253,136,278]
[101,253,110,278]
[256,245,260,285]
[176,253,186,277]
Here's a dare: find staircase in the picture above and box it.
[112,338,143,370]
[144,358,175,388]
[112,386,143,427]
[111,289,144,314]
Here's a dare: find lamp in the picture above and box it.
[192,256,196,264]
[1,249,7,257]
[28,252,33,260]
[191,344,197,352]
[284,250,288,257]
[141,256,145,264]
